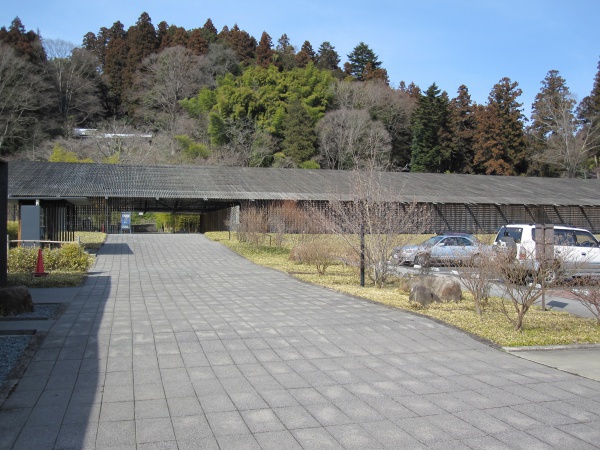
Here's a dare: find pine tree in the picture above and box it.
[255,32,273,68]
[295,41,314,68]
[124,12,158,95]
[275,34,296,71]
[201,19,218,43]
[187,28,209,55]
[363,62,389,85]
[473,78,527,175]
[346,42,381,81]
[103,21,128,113]
[449,85,476,173]
[0,17,46,65]
[157,21,170,50]
[409,83,451,172]
[221,24,256,66]
[315,41,340,71]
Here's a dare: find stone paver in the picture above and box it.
[1,234,600,449]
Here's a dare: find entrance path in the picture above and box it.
[1,234,600,449]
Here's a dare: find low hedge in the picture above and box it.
[8,244,94,274]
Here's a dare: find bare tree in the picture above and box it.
[131,46,212,154]
[450,245,500,316]
[529,70,598,178]
[203,42,241,83]
[48,119,165,164]
[530,94,596,178]
[568,278,600,325]
[44,39,105,131]
[316,108,391,170]
[332,80,415,168]
[0,44,51,155]
[492,250,573,331]
[206,118,279,167]
[317,167,429,287]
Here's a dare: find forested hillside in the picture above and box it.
[1,13,599,177]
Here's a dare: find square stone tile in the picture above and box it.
[136,417,176,444]
[291,427,344,449]
[254,430,303,449]
[304,403,353,427]
[166,396,203,417]
[241,408,285,433]
[96,420,136,447]
[206,411,251,436]
[100,401,134,422]
[274,406,321,430]
[135,398,170,419]
[172,414,213,441]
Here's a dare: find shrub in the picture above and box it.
[237,208,268,246]
[8,244,94,274]
[7,221,18,241]
[7,247,38,273]
[74,232,106,250]
[292,237,337,275]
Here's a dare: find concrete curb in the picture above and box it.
[503,343,600,352]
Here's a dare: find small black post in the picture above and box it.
[0,160,8,287]
[360,222,365,287]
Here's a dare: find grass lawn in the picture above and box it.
[206,231,600,348]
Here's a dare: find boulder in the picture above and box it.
[409,285,440,307]
[0,286,34,316]
[408,275,462,302]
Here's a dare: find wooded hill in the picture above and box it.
[1,13,599,178]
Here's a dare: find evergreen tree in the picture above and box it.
[103,21,128,114]
[409,83,451,172]
[187,28,209,55]
[295,41,314,68]
[473,77,527,175]
[275,34,296,71]
[363,62,389,85]
[201,19,218,43]
[125,12,158,83]
[346,42,381,81]
[255,32,273,68]
[157,21,170,50]
[281,100,317,165]
[315,41,340,71]
[0,17,46,65]
[220,24,256,65]
[449,85,476,173]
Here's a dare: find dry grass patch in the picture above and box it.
[205,232,600,347]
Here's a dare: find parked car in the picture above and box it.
[493,224,600,279]
[391,233,486,267]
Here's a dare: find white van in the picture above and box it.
[494,224,600,278]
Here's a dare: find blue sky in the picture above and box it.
[2,0,598,118]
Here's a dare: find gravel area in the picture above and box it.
[0,336,32,389]
[0,303,65,320]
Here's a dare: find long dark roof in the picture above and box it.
[7,161,600,206]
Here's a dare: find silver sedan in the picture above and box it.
[392,234,486,267]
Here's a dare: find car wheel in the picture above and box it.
[470,254,482,267]
[414,254,430,268]
[540,260,562,285]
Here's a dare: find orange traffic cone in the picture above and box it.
[33,248,48,277]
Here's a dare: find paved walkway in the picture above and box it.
[2,234,600,449]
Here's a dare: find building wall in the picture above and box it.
[30,197,600,236]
